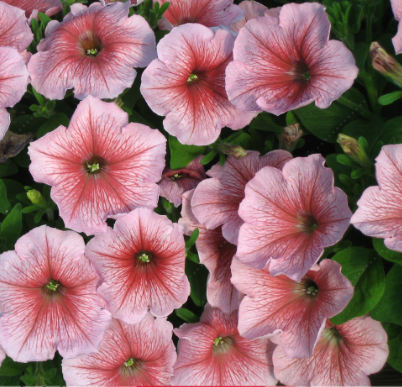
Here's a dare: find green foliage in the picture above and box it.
[136,0,170,28]
[169,135,206,169]
[382,323,402,373]
[331,247,385,324]
[36,113,70,138]
[373,238,402,264]
[175,307,199,323]
[0,204,22,253]
[185,258,208,307]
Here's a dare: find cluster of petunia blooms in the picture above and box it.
[0,0,397,385]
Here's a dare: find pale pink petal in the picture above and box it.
[28,2,156,100]
[232,258,353,358]
[238,154,352,281]
[178,189,204,235]
[62,315,176,386]
[0,226,111,363]
[172,305,277,386]
[391,0,402,21]
[351,144,402,252]
[159,155,206,207]
[226,3,358,115]
[273,317,389,386]
[158,0,244,30]
[3,0,62,18]
[0,348,5,366]
[141,23,256,146]
[192,150,292,245]
[231,1,268,33]
[28,96,166,235]
[86,208,190,324]
[0,109,11,142]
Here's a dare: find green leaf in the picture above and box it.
[169,135,206,169]
[0,179,10,215]
[382,323,402,372]
[37,113,70,138]
[43,368,57,379]
[185,259,208,307]
[293,88,369,142]
[357,136,369,154]
[31,87,44,106]
[186,228,199,249]
[9,115,46,135]
[201,150,217,165]
[373,238,402,264]
[186,251,199,263]
[351,168,365,179]
[0,204,22,252]
[326,154,354,190]
[20,374,36,386]
[379,116,402,145]
[331,247,385,325]
[0,160,18,178]
[0,357,27,377]
[336,154,355,166]
[225,131,252,150]
[175,307,199,323]
[378,91,402,105]
[22,205,39,214]
[371,263,402,325]
[249,112,283,133]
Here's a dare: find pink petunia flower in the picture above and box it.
[172,304,277,386]
[273,316,389,386]
[225,2,359,115]
[157,0,244,31]
[231,258,353,358]
[104,0,143,4]
[0,47,30,141]
[159,155,206,207]
[191,150,292,245]
[0,226,111,363]
[2,0,62,19]
[351,144,402,251]
[230,0,268,33]
[180,190,240,314]
[237,154,352,282]
[86,207,190,324]
[391,0,402,20]
[28,96,166,235]
[62,315,176,386]
[28,2,156,100]
[141,23,256,146]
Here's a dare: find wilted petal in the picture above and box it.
[0,131,34,162]
[231,1,268,33]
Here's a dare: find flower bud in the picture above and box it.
[370,42,402,88]
[216,143,247,159]
[337,134,370,168]
[27,189,47,209]
[280,123,303,152]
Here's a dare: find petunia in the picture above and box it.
[225,2,359,115]
[141,23,256,146]
[273,316,389,386]
[0,47,30,141]
[180,190,240,314]
[191,150,292,245]
[237,154,352,281]
[28,2,156,100]
[172,304,277,386]
[159,155,206,207]
[2,0,62,19]
[230,0,268,33]
[391,0,402,20]
[86,207,190,324]
[351,144,402,252]
[62,315,176,386]
[0,226,111,363]
[231,258,353,358]
[157,0,243,31]
[28,96,166,235]
[104,0,143,4]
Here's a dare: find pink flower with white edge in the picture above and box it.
[226,2,359,115]
[157,0,244,31]
[141,23,256,146]
[237,154,352,282]
[273,316,389,386]
[2,0,62,19]
[351,144,402,252]
[28,2,156,100]
[0,226,111,363]
[62,315,176,386]
[192,150,292,245]
[0,47,30,141]
[231,258,353,358]
[159,155,206,207]
[230,1,268,33]
[180,190,240,314]
[86,207,190,324]
[172,304,277,386]
[28,96,166,236]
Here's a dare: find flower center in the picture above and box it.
[187,73,198,83]
[124,357,135,367]
[303,71,312,81]
[121,357,143,377]
[46,279,61,292]
[84,156,106,175]
[136,251,153,264]
[298,213,319,234]
[79,31,102,57]
[323,326,343,345]
[87,48,98,56]
[212,336,234,354]
[170,173,183,181]
[43,279,63,297]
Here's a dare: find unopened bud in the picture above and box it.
[216,143,247,159]
[337,134,370,168]
[280,123,303,152]
[27,189,47,209]
[370,42,402,88]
